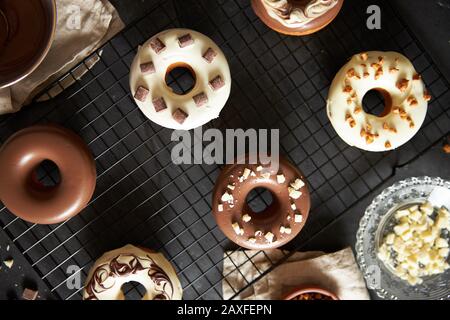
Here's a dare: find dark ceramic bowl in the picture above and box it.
[284,286,339,300]
[0,0,56,88]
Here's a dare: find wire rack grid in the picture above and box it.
[0,0,449,300]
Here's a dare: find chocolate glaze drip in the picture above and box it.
[84,254,174,300]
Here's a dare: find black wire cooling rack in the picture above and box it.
[0,0,449,300]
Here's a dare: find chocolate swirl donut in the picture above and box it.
[252,0,344,36]
[83,245,183,300]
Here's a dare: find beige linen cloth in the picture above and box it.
[0,0,124,114]
[223,247,370,300]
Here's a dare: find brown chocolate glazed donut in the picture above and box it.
[0,125,96,224]
[251,0,344,36]
[212,156,310,249]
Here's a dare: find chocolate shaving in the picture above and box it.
[202,48,217,63]
[152,97,167,112]
[134,86,149,102]
[149,37,166,54]
[178,34,194,48]
[193,92,208,107]
[173,108,188,124]
[140,61,155,74]
[209,75,225,91]
[22,288,38,300]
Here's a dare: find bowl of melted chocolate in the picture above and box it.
[0,0,56,88]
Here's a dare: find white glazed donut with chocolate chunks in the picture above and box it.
[83,245,182,300]
[130,28,231,130]
[327,51,430,152]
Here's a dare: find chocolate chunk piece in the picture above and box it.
[203,48,217,63]
[134,86,149,102]
[22,288,38,300]
[140,61,155,74]
[193,92,208,107]
[209,75,225,91]
[178,34,194,48]
[173,108,188,124]
[149,37,166,54]
[152,97,167,112]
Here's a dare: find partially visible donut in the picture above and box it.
[0,125,96,224]
[327,51,430,152]
[251,0,344,36]
[212,156,310,250]
[129,28,231,130]
[83,245,183,300]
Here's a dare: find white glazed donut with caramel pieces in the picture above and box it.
[130,28,231,130]
[327,51,430,152]
[83,244,182,300]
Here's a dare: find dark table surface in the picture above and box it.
[0,0,449,300]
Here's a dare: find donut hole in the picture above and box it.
[121,281,147,300]
[165,63,196,95]
[362,88,392,117]
[246,187,274,214]
[31,160,61,189]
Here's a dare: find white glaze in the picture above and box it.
[83,245,182,300]
[327,51,429,152]
[130,28,231,130]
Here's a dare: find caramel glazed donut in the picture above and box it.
[130,28,231,130]
[212,156,310,249]
[327,51,431,152]
[251,0,344,36]
[83,245,183,300]
[0,125,96,224]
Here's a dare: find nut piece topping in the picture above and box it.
[346,68,360,79]
[423,91,431,102]
[203,47,217,63]
[152,97,167,112]
[343,85,353,93]
[134,86,149,102]
[360,53,368,61]
[407,96,418,106]
[173,108,188,124]
[277,174,286,184]
[193,92,208,107]
[242,214,251,223]
[396,79,409,92]
[178,34,194,48]
[389,67,399,74]
[140,61,155,74]
[385,141,392,149]
[413,73,421,80]
[354,106,362,114]
[149,37,166,54]
[291,203,296,210]
[218,204,224,212]
[248,237,256,244]
[256,166,263,172]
